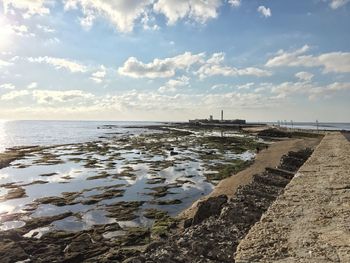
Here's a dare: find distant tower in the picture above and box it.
[209,115,213,121]
[221,110,223,121]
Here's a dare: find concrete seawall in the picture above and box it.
[235,132,350,262]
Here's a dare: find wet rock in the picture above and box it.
[39,172,58,177]
[95,248,142,262]
[105,201,144,221]
[35,195,78,206]
[258,128,291,138]
[123,256,146,263]
[146,177,166,184]
[64,233,93,254]
[175,179,194,185]
[87,171,111,180]
[151,215,178,238]
[22,180,48,186]
[0,182,21,189]
[191,195,228,226]
[155,199,182,205]
[20,212,74,234]
[0,213,27,224]
[143,209,168,219]
[278,149,312,172]
[0,187,27,201]
[170,151,179,156]
[0,149,26,169]
[183,218,193,229]
[119,227,151,246]
[82,188,125,204]
[146,186,172,198]
[104,223,121,232]
[0,240,28,263]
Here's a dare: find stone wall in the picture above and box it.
[235,132,350,263]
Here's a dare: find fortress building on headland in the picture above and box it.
[189,110,246,125]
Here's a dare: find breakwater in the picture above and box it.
[235,132,350,262]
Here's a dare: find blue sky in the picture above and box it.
[0,0,349,122]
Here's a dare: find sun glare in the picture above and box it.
[0,15,13,51]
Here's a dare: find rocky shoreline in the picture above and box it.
[0,125,263,262]
[0,125,321,262]
[0,147,313,263]
[124,148,313,263]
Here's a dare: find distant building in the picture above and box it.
[189,110,246,125]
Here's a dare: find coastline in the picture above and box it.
[179,135,322,220]
[0,126,326,262]
[131,133,320,262]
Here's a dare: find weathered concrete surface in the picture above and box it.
[342,132,350,142]
[235,132,350,263]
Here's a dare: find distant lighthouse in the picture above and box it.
[221,110,223,121]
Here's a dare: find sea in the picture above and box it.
[268,122,350,131]
[0,120,163,153]
[0,120,349,153]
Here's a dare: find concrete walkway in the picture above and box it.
[342,132,350,142]
[235,132,350,263]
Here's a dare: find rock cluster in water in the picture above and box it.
[0,146,312,262]
[0,126,264,262]
[128,148,313,263]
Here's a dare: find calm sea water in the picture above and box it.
[0,120,162,153]
[270,122,350,131]
[1,120,349,153]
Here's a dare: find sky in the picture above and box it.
[0,0,349,122]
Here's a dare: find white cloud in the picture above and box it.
[28,56,87,73]
[318,52,350,73]
[257,6,271,18]
[32,89,94,104]
[44,37,61,45]
[0,59,12,68]
[90,66,107,83]
[329,0,350,9]
[266,45,350,73]
[228,0,241,8]
[196,52,272,79]
[9,24,31,36]
[1,90,29,100]
[158,75,190,92]
[295,72,314,81]
[27,82,38,89]
[0,22,35,39]
[0,83,15,90]
[270,80,350,100]
[2,0,50,18]
[118,52,205,78]
[119,51,271,80]
[211,83,228,90]
[95,89,276,112]
[154,0,222,25]
[37,24,55,33]
[64,0,152,32]
[141,12,160,31]
[63,0,224,32]
[237,82,255,90]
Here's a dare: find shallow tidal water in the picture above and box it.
[0,127,257,240]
